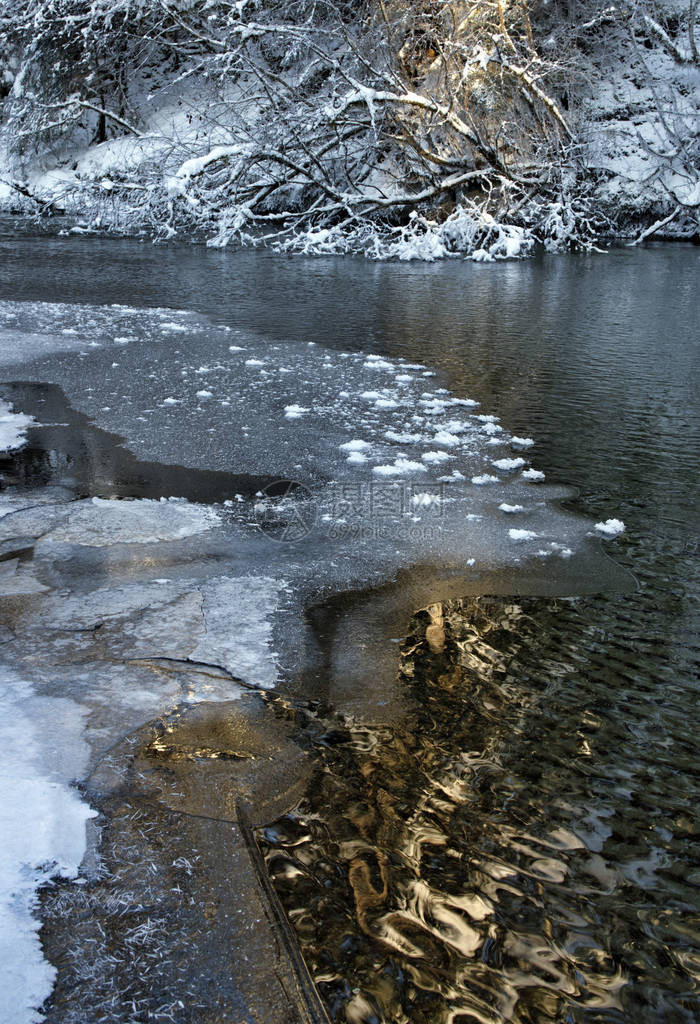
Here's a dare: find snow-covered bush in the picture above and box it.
[0,0,696,255]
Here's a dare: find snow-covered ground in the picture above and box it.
[0,296,628,1021]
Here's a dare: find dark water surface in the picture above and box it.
[1,231,698,1022]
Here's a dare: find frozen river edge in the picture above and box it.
[0,300,632,1024]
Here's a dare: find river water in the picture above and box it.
[0,230,697,1023]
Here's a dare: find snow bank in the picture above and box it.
[0,670,95,1024]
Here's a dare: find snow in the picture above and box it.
[0,400,34,453]
[0,669,95,1024]
[595,518,626,536]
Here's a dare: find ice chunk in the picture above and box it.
[373,459,427,476]
[594,519,625,537]
[499,503,525,513]
[385,430,423,444]
[190,577,285,689]
[472,474,499,485]
[340,439,371,452]
[363,358,394,370]
[433,431,461,447]
[0,400,35,454]
[509,529,539,541]
[492,457,526,471]
[511,436,534,448]
[284,404,310,419]
[421,451,452,464]
[522,468,546,482]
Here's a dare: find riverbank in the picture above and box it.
[0,0,697,258]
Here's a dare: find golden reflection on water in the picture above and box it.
[261,595,698,1024]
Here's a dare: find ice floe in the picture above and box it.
[44,497,220,547]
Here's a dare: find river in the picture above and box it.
[0,229,697,1023]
